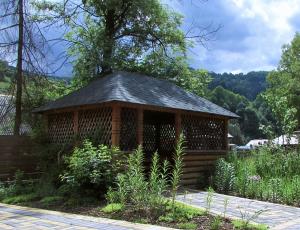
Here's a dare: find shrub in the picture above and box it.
[61,140,122,196]
[214,158,235,194]
[101,203,124,213]
[106,135,186,220]
[2,193,38,204]
[40,196,64,206]
[215,147,300,206]
[177,222,197,230]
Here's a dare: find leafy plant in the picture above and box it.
[2,193,38,204]
[101,203,124,213]
[170,133,185,215]
[40,196,64,207]
[214,158,235,193]
[210,215,223,230]
[61,140,122,196]
[205,187,214,214]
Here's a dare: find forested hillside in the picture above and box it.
[207,71,277,144]
[209,71,268,100]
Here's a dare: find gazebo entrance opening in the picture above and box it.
[143,110,175,159]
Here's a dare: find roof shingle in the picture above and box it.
[34,71,238,118]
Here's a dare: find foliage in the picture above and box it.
[214,147,300,206]
[170,133,185,214]
[106,146,169,218]
[214,158,235,193]
[264,33,300,134]
[61,140,122,196]
[232,219,268,230]
[40,196,64,207]
[208,85,277,144]
[205,187,214,214]
[2,193,38,204]
[210,215,223,230]
[176,222,197,230]
[107,135,186,220]
[101,203,124,214]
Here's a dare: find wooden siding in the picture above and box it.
[181,150,227,187]
[0,136,37,180]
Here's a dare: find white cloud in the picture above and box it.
[166,0,300,73]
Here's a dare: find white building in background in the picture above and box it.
[246,139,268,149]
[273,132,299,147]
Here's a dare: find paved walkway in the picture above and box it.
[176,191,300,230]
[0,203,174,230]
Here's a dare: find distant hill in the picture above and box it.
[209,71,269,101]
[0,60,70,94]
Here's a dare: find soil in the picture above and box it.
[24,200,259,230]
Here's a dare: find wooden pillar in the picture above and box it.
[73,110,79,135]
[111,104,121,147]
[175,112,182,142]
[43,114,48,134]
[224,118,229,151]
[155,122,161,152]
[137,108,144,146]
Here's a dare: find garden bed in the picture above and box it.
[1,197,265,230]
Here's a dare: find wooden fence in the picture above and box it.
[0,135,38,181]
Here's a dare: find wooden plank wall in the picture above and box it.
[0,136,38,180]
[181,151,227,187]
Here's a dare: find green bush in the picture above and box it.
[0,170,36,201]
[2,193,38,204]
[101,203,124,213]
[106,135,186,220]
[177,222,197,230]
[214,146,300,206]
[40,196,64,206]
[60,140,122,196]
[214,158,235,193]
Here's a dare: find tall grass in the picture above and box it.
[214,146,300,206]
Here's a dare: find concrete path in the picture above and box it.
[176,191,300,230]
[0,203,174,230]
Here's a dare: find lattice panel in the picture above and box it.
[48,112,74,144]
[159,124,176,152]
[120,108,137,151]
[78,107,112,146]
[143,124,156,153]
[182,115,226,150]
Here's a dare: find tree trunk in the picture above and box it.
[101,9,115,75]
[14,0,24,135]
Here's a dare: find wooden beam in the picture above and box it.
[137,108,144,146]
[111,105,121,147]
[175,112,182,142]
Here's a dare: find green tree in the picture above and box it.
[264,33,300,135]
[36,0,214,96]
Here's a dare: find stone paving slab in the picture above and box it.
[0,203,176,230]
[176,191,300,230]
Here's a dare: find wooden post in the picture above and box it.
[73,110,79,135]
[175,112,182,142]
[137,108,144,146]
[43,114,48,134]
[111,105,121,147]
[155,122,161,152]
[224,118,229,151]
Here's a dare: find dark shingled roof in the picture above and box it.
[34,71,238,118]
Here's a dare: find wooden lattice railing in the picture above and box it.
[48,112,74,144]
[78,107,112,146]
[182,114,226,151]
[120,108,137,151]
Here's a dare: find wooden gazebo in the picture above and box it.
[35,71,238,186]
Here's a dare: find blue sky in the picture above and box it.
[51,0,300,76]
